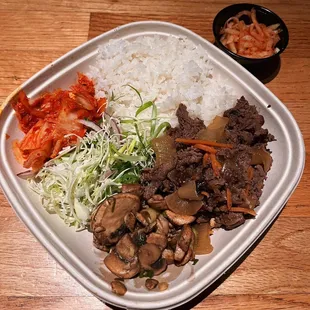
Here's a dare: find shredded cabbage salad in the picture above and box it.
[29,90,170,230]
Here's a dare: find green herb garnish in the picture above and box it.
[192,258,199,265]
[139,270,154,278]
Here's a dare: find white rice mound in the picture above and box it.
[88,35,236,126]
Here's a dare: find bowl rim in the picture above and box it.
[212,3,289,62]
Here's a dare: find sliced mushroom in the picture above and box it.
[143,221,157,234]
[156,214,169,235]
[132,229,147,247]
[167,230,181,250]
[124,212,136,232]
[145,278,159,291]
[165,192,203,216]
[168,222,174,229]
[93,236,110,252]
[162,249,174,265]
[104,249,140,279]
[165,210,196,226]
[174,244,186,262]
[178,225,193,253]
[94,226,105,233]
[136,212,148,226]
[147,195,168,211]
[176,247,193,267]
[111,280,127,296]
[147,233,167,250]
[177,180,203,201]
[138,243,161,270]
[121,184,142,197]
[174,225,193,262]
[91,193,141,248]
[176,230,195,266]
[141,208,159,224]
[109,224,128,244]
[151,258,167,276]
[116,234,138,262]
[90,203,107,232]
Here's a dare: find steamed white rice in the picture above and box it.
[88,35,236,126]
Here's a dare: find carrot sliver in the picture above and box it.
[175,138,233,148]
[248,166,254,180]
[231,207,256,217]
[202,153,210,167]
[194,144,217,154]
[226,188,232,210]
[210,153,222,176]
[201,191,210,197]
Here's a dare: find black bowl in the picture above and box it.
[213,3,289,65]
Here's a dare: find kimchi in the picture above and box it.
[12,73,106,171]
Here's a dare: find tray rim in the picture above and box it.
[0,21,305,310]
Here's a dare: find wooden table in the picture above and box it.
[0,1,309,309]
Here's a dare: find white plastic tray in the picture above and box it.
[0,22,305,310]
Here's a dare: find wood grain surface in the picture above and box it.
[0,1,309,309]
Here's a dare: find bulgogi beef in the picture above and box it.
[141,97,274,230]
[167,103,206,140]
[224,96,274,146]
[141,105,206,200]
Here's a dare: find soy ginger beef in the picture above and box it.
[141,97,274,230]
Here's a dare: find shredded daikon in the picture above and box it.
[220,8,281,58]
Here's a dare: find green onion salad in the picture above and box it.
[29,89,171,230]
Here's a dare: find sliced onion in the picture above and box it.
[16,170,36,179]
[104,112,121,136]
[78,119,102,132]
[251,147,272,172]
[193,223,213,255]
[151,134,176,168]
[44,146,76,167]
[177,180,203,201]
[165,192,203,216]
[196,116,229,142]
